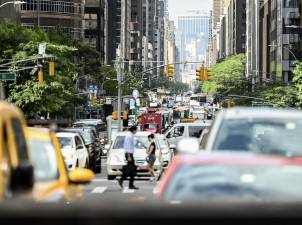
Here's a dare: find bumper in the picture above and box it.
[107,163,162,177]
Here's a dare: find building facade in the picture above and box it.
[20,0,85,38]
[84,0,105,63]
[258,0,301,84]
[0,0,21,24]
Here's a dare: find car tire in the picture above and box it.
[107,175,116,180]
[76,160,79,168]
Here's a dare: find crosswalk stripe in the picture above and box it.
[91,187,107,194]
[122,188,135,194]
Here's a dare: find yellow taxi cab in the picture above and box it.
[27,127,94,202]
[0,102,34,199]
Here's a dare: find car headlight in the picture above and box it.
[161,148,169,154]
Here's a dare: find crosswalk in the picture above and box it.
[89,178,159,195]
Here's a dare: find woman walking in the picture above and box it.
[146,134,156,182]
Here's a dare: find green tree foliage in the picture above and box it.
[0,22,89,118]
[202,54,246,95]
[293,62,302,107]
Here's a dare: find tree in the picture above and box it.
[202,54,246,95]
[293,62,302,107]
[0,22,80,118]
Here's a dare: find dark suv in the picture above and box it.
[64,127,102,173]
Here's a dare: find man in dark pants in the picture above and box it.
[118,126,139,190]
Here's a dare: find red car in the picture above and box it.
[157,152,302,203]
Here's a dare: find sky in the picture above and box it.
[168,0,212,26]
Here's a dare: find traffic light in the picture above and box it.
[165,65,174,78]
[38,69,43,83]
[49,61,55,78]
[196,68,202,81]
[203,68,211,81]
[112,111,118,120]
[92,96,97,106]
[122,111,127,120]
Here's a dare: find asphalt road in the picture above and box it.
[82,158,159,202]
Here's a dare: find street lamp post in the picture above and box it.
[0,1,25,8]
[268,44,298,61]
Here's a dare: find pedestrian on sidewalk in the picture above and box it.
[146,134,156,182]
[118,126,139,190]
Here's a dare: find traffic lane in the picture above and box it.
[82,157,158,202]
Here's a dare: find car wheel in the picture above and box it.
[95,164,101,174]
[76,160,79,168]
[107,175,116,180]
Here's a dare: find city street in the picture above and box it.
[82,158,158,202]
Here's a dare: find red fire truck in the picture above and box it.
[141,108,163,133]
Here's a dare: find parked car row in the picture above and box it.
[0,102,94,202]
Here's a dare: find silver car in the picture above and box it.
[202,107,302,157]
[107,131,163,180]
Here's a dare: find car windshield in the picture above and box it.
[28,140,59,182]
[58,137,73,148]
[112,136,149,149]
[67,129,94,144]
[213,119,302,157]
[164,164,302,203]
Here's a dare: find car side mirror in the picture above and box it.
[105,144,110,150]
[69,168,94,184]
[11,162,34,193]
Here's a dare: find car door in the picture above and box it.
[166,125,185,146]
[75,135,85,168]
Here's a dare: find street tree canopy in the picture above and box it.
[202,54,246,95]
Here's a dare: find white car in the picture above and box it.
[57,132,89,170]
[107,132,163,180]
[202,107,302,158]
[156,134,174,168]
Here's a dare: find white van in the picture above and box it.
[164,122,212,146]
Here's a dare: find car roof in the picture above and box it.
[56,132,78,138]
[115,131,152,137]
[222,107,302,120]
[27,127,51,141]
[174,122,211,126]
[176,152,302,166]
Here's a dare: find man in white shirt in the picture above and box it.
[118,126,139,190]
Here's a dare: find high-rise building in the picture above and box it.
[105,0,131,65]
[0,0,21,24]
[177,12,210,63]
[20,0,85,38]
[246,0,262,88]
[259,0,302,83]
[129,0,143,69]
[84,0,105,63]
[226,0,246,56]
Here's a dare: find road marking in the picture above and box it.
[91,187,107,194]
[122,188,135,194]
[93,179,109,182]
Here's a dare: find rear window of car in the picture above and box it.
[189,126,204,138]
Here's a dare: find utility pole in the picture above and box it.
[0,82,5,100]
[37,0,40,26]
[117,58,123,132]
[144,0,150,88]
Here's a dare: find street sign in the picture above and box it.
[106,97,112,105]
[130,99,135,110]
[38,43,46,56]
[0,72,16,81]
[132,89,139,99]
